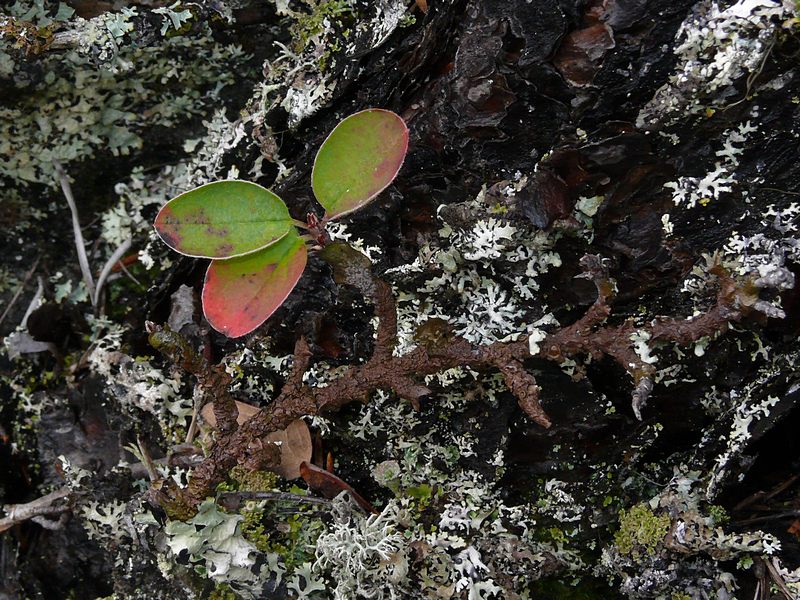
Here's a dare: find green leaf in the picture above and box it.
[202,230,307,338]
[312,109,408,220]
[154,180,292,259]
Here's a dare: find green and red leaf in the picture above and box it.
[202,230,307,337]
[312,109,408,220]
[154,180,292,259]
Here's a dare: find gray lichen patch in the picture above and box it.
[637,0,787,129]
[0,5,248,188]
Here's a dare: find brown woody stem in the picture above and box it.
[150,254,779,511]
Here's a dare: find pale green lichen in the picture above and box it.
[152,2,194,36]
[313,495,409,600]
[0,3,247,188]
[165,499,257,583]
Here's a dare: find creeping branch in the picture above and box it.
[149,252,792,510]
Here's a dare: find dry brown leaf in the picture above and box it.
[202,404,312,480]
[265,419,312,480]
[200,400,260,428]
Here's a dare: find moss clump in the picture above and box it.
[261,512,326,570]
[208,583,238,600]
[240,508,272,553]
[228,465,279,492]
[614,503,671,558]
[290,0,353,52]
[708,504,729,526]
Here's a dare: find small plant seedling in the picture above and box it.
[154,109,409,337]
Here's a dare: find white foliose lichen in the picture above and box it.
[81,500,129,543]
[637,0,786,128]
[86,317,191,441]
[385,194,560,355]
[247,0,407,131]
[663,121,756,208]
[722,201,800,276]
[706,391,781,498]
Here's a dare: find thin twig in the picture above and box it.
[722,35,776,112]
[763,557,794,600]
[118,261,143,287]
[216,491,332,507]
[136,437,160,483]
[185,406,199,445]
[0,255,41,328]
[93,238,132,307]
[733,474,799,512]
[757,187,800,197]
[0,487,71,533]
[53,160,95,303]
[127,447,204,479]
[733,510,800,527]
[20,276,45,328]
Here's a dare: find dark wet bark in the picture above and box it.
[2,0,800,597]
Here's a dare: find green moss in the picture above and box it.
[405,483,434,510]
[220,467,325,569]
[259,512,325,571]
[614,503,671,558]
[670,594,692,600]
[208,583,239,600]
[547,526,568,545]
[240,507,272,553]
[708,504,729,526]
[229,466,279,492]
[290,0,353,52]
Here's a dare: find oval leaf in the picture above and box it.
[312,109,408,220]
[202,230,307,337]
[155,180,292,259]
[265,419,313,480]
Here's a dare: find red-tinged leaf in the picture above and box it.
[154,180,292,259]
[299,461,377,513]
[312,109,408,220]
[202,230,307,337]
